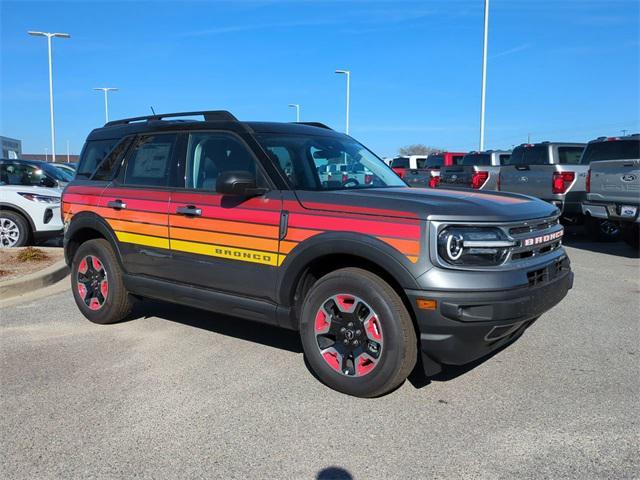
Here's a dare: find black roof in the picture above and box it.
[587,133,640,144]
[87,110,342,141]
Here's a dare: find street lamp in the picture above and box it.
[335,69,351,135]
[479,0,489,151]
[288,103,300,122]
[28,31,70,163]
[94,87,119,123]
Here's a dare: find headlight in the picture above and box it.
[437,227,515,266]
[17,192,61,204]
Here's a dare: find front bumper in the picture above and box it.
[582,201,640,224]
[406,257,573,375]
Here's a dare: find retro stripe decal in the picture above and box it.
[63,186,422,266]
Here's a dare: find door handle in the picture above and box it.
[176,205,202,216]
[107,199,127,209]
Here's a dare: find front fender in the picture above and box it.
[276,231,428,306]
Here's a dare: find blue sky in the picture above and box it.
[1,0,638,158]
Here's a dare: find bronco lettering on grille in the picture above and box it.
[523,229,563,247]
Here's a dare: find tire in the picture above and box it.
[621,224,640,250]
[299,267,417,397]
[584,216,621,242]
[0,211,30,248]
[70,238,135,324]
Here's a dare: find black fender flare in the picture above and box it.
[64,211,123,267]
[276,231,423,306]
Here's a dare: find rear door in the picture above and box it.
[100,133,177,278]
[167,131,282,300]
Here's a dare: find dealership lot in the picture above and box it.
[1,231,638,479]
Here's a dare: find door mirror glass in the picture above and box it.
[216,170,266,196]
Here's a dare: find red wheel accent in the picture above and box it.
[78,258,88,274]
[356,356,376,376]
[77,283,87,300]
[89,298,101,310]
[366,316,382,341]
[322,351,341,371]
[92,257,103,271]
[335,294,356,312]
[100,280,109,298]
[315,309,329,332]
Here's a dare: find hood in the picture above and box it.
[0,185,63,197]
[296,187,558,222]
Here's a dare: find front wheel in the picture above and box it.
[0,211,30,248]
[71,238,135,324]
[585,216,621,242]
[300,268,417,397]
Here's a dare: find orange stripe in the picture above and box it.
[279,240,299,254]
[285,228,323,242]
[170,215,279,238]
[107,219,169,238]
[170,227,280,253]
[378,237,421,256]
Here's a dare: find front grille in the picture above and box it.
[509,217,559,235]
[527,256,569,287]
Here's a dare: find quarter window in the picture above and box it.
[558,147,584,165]
[123,134,177,187]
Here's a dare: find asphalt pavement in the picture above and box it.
[1,231,638,479]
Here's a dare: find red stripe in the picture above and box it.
[64,185,104,196]
[287,200,419,219]
[99,196,169,213]
[174,205,280,225]
[63,193,101,206]
[171,192,281,211]
[289,213,421,239]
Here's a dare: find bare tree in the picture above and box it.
[398,144,441,156]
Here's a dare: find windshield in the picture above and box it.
[0,162,58,187]
[44,163,74,182]
[581,140,640,163]
[256,133,406,190]
[461,153,491,166]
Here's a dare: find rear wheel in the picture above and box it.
[0,211,30,248]
[71,238,135,324]
[300,268,417,397]
[585,216,621,242]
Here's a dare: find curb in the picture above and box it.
[0,260,69,300]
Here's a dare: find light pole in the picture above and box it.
[288,103,300,122]
[479,0,489,151]
[335,69,351,135]
[94,87,118,123]
[28,31,70,163]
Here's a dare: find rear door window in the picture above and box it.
[499,154,511,165]
[390,157,409,168]
[122,134,177,187]
[462,154,490,166]
[92,137,134,181]
[580,140,640,163]
[558,146,584,165]
[77,139,119,178]
[508,146,549,165]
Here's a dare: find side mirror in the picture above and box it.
[216,170,267,196]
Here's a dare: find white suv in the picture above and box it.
[0,160,64,247]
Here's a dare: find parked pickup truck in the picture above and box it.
[62,110,572,397]
[438,150,511,191]
[402,152,466,188]
[581,134,640,247]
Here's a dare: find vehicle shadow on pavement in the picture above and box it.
[316,466,353,479]
[562,225,639,258]
[132,299,303,353]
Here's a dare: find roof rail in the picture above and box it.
[294,122,333,130]
[104,110,238,127]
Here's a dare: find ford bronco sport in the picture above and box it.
[62,111,573,397]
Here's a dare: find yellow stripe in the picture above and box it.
[115,231,170,249]
[171,239,280,266]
